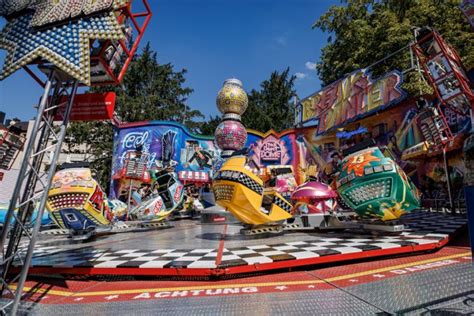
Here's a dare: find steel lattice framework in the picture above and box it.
[0,1,152,314]
[0,68,78,314]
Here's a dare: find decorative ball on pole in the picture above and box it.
[215,78,248,158]
[216,78,248,115]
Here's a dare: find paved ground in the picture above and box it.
[12,232,474,315]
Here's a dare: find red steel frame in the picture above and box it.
[411,31,474,115]
[22,0,152,88]
[91,0,152,86]
[12,233,454,278]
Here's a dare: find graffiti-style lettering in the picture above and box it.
[299,69,405,134]
[122,131,149,149]
[153,199,164,214]
[251,135,290,167]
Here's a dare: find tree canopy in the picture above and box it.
[312,0,473,95]
[199,115,221,136]
[65,43,203,190]
[241,68,297,132]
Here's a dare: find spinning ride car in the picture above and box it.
[128,167,184,221]
[213,156,293,229]
[214,145,420,234]
[336,147,420,221]
[46,167,112,235]
[290,181,339,229]
[292,182,338,215]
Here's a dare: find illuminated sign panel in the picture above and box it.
[250,135,290,167]
[300,69,406,134]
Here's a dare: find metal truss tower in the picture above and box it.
[0,68,78,314]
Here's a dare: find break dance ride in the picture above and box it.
[0,1,154,308]
[46,161,183,240]
[211,73,422,235]
[0,67,467,284]
[213,145,421,235]
[0,2,469,309]
[113,151,185,222]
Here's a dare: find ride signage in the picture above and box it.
[260,141,282,161]
[250,135,290,166]
[298,69,406,134]
[54,92,116,122]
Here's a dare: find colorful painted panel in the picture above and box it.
[246,131,295,168]
[110,121,219,199]
[298,69,406,134]
[245,130,307,184]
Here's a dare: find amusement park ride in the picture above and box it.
[0,1,471,314]
[46,162,182,240]
[0,0,152,313]
[214,30,474,238]
[213,144,421,235]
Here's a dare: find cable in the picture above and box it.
[305,270,395,315]
[364,42,414,71]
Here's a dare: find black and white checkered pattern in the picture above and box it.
[10,239,69,262]
[214,171,263,195]
[18,211,467,270]
[401,211,467,235]
[273,196,292,213]
[238,173,263,195]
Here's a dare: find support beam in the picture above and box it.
[0,68,78,314]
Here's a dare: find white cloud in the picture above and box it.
[275,33,289,46]
[305,61,317,70]
[295,72,308,80]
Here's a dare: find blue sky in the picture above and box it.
[0,0,340,121]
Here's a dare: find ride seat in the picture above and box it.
[261,194,274,214]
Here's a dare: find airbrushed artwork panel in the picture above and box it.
[245,132,296,168]
[110,121,219,198]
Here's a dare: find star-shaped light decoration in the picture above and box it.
[0,0,39,17]
[0,0,128,85]
[31,0,129,27]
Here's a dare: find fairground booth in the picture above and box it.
[296,66,471,211]
[110,121,312,199]
[110,121,218,200]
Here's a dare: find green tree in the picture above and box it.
[199,115,221,136]
[242,68,297,132]
[312,0,473,95]
[64,43,203,191]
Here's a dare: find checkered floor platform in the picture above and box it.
[7,239,63,260]
[14,211,468,272]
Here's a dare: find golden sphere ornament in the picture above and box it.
[216,78,248,115]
